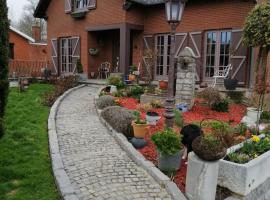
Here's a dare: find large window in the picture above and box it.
[205,30,231,78]
[74,0,88,11]
[155,34,171,80]
[60,38,73,74]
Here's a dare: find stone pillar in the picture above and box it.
[186,152,219,200]
[175,47,196,109]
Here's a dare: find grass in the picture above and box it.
[0,84,59,200]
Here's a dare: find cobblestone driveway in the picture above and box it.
[55,85,172,200]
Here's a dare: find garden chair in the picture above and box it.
[211,64,232,87]
[98,62,111,79]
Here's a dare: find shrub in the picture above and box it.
[211,121,234,148]
[77,59,83,73]
[101,106,135,137]
[260,111,270,123]
[107,75,124,89]
[197,87,221,107]
[96,95,116,109]
[136,103,153,112]
[130,84,144,97]
[151,128,182,155]
[174,109,184,128]
[42,91,58,107]
[227,91,244,104]
[211,99,229,112]
[111,90,126,97]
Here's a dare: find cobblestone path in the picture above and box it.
[55,85,172,200]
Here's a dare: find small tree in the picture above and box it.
[242,2,270,133]
[0,0,9,137]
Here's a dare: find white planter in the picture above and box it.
[218,135,270,196]
[146,112,161,125]
[109,85,117,93]
[246,107,262,122]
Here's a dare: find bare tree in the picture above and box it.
[17,0,47,41]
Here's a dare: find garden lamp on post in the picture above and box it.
[164,0,186,128]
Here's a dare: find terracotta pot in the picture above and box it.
[132,121,149,139]
[129,74,136,81]
[159,80,168,90]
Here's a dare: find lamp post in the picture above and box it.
[164,0,186,128]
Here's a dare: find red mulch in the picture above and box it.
[117,97,246,192]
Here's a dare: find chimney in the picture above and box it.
[32,25,41,42]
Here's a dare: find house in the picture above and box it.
[34,0,257,87]
[9,26,47,61]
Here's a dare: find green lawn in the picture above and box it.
[0,84,59,200]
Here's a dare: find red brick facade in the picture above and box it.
[37,0,256,86]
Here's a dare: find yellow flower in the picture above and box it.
[251,135,260,143]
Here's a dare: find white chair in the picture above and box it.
[212,64,232,87]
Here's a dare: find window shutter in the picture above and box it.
[51,38,58,74]
[188,32,202,82]
[231,29,249,86]
[87,0,96,9]
[142,35,154,78]
[71,37,80,73]
[174,33,188,58]
[65,0,72,13]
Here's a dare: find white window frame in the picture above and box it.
[60,38,73,74]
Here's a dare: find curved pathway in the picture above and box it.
[55,85,172,200]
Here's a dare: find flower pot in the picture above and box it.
[224,78,238,90]
[159,80,168,90]
[192,136,227,161]
[247,107,262,122]
[157,150,182,172]
[146,111,161,125]
[132,121,149,139]
[128,74,136,81]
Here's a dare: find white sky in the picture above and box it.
[7,0,29,24]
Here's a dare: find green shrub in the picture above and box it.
[227,91,244,104]
[174,109,184,128]
[101,106,135,138]
[151,129,182,155]
[211,99,229,112]
[107,75,124,89]
[76,59,83,73]
[130,84,144,97]
[111,90,126,97]
[96,95,116,109]
[260,111,270,123]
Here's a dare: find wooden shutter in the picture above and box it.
[65,0,72,13]
[231,29,249,86]
[51,38,58,74]
[87,0,96,9]
[71,37,80,73]
[188,32,202,82]
[175,33,188,57]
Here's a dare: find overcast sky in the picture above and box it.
[7,0,29,24]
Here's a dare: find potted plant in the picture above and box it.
[76,59,87,81]
[151,128,183,171]
[132,111,149,139]
[146,111,161,125]
[89,48,99,56]
[128,65,137,81]
[192,135,227,161]
[159,80,168,90]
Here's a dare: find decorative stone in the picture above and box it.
[130,137,147,149]
[186,152,219,200]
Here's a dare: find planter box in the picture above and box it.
[218,135,270,196]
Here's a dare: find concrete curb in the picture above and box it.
[48,84,86,200]
[94,86,187,200]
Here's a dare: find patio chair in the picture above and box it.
[98,62,111,79]
[211,64,232,88]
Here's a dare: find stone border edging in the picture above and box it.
[94,86,187,200]
[48,84,86,200]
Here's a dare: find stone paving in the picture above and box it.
[55,85,172,200]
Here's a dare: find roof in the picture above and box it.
[9,26,35,43]
[34,0,163,18]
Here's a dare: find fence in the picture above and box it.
[8,60,54,78]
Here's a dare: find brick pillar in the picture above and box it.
[120,24,130,75]
[32,25,41,42]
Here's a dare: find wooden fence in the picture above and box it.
[8,60,54,78]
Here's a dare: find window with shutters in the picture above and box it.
[60,38,73,74]
[155,34,171,79]
[74,0,88,11]
[204,30,231,78]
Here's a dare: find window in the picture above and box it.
[155,34,171,79]
[9,43,14,59]
[74,0,88,11]
[205,30,231,78]
[60,38,73,73]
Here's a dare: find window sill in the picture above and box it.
[71,10,87,19]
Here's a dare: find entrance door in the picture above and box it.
[60,38,73,75]
[155,34,171,80]
[204,30,231,82]
[112,32,120,73]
